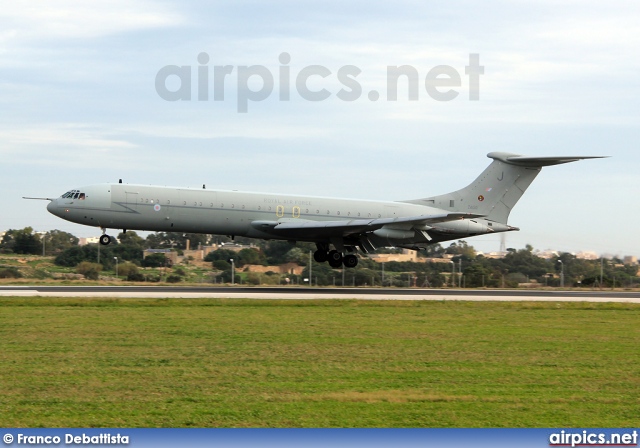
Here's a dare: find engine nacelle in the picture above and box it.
[372,227,415,239]
[428,219,489,235]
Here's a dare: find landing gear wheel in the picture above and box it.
[99,234,112,246]
[343,254,358,268]
[313,250,328,263]
[328,250,343,268]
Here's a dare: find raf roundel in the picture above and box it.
[154,204,161,212]
[477,195,484,202]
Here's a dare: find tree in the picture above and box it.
[260,241,297,265]
[212,260,231,271]
[145,232,209,250]
[44,230,79,255]
[237,248,267,266]
[1,227,41,254]
[55,246,87,267]
[142,253,169,268]
[445,241,476,260]
[205,249,239,266]
[117,231,145,248]
[283,247,308,265]
[463,262,495,287]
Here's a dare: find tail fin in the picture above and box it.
[404,152,606,224]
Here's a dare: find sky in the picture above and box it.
[1,0,639,257]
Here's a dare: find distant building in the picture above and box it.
[369,249,418,263]
[216,243,255,252]
[244,263,304,275]
[78,237,100,245]
[576,251,599,260]
[478,251,507,259]
[623,256,638,265]
[534,250,560,259]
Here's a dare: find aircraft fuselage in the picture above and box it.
[46,183,498,249]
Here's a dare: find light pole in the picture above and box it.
[230,258,235,285]
[557,259,564,288]
[381,262,385,287]
[450,261,455,287]
[308,250,313,287]
[458,259,462,288]
[113,257,118,279]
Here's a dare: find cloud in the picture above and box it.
[0,1,184,42]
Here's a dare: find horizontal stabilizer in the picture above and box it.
[488,152,608,167]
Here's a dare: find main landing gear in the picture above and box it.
[313,247,359,268]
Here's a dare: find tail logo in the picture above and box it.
[478,195,485,202]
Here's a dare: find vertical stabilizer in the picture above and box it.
[403,152,606,224]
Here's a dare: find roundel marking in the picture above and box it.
[154,204,161,212]
[477,195,485,202]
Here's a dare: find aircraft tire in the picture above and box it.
[343,254,358,268]
[313,250,328,263]
[99,234,111,246]
[328,250,341,261]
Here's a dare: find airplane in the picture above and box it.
[32,152,604,268]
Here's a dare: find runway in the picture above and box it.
[1,285,639,302]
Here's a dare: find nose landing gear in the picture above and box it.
[99,229,113,246]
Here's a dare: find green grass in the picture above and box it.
[0,298,638,427]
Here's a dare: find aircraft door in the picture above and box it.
[125,191,139,210]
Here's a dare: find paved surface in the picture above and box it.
[1,286,639,302]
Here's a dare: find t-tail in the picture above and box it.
[404,152,606,224]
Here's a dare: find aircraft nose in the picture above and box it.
[47,200,59,216]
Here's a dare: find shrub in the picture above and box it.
[166,274,182,283]
[212,260,230,270]
[127,272,146,282]
[246,272,261,285]
[0,267,22,278]
[76,261,103,280]
[117,262,139,278]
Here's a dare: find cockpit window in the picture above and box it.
[60,189,84,199]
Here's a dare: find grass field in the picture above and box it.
[0,298,638,427]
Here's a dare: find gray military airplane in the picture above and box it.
[36,152,603,268]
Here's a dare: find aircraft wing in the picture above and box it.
[251,212,483,239]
